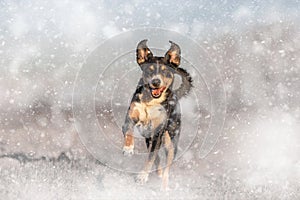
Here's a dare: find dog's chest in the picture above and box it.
[146,104,167,122]
[134,102,167,129]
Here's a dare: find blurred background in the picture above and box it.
[0,0,299,199]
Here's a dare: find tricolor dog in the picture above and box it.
[122,40,193,190]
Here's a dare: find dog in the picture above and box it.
[122,39,193,190]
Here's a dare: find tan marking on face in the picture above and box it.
[150,65,155,71]
[161,65,166,70]
[162,74,173,88]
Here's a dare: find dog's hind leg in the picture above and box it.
[136,135,162,184]
[161,131,175,191]
[145,138,163,178]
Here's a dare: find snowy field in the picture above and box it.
[0,0,300,199]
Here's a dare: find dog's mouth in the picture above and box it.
[150,86,166,98]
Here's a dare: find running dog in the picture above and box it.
[122,39,193,190]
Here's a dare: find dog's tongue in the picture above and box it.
[151,87,166,97]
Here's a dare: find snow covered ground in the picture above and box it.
[0,0,300,199]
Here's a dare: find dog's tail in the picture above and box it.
[174,67,193,99]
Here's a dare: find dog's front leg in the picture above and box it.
[136,134,162,184]
[122,101,145,155]
[122,107,137,155]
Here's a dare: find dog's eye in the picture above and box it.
[166,72,172,78]
[145,67,154,75]
[149,65,155,71]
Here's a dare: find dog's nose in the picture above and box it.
[151,79,161,87]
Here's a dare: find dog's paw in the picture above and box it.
[135,171,149,185]
[160,184,170,192]
[122,145,134,156]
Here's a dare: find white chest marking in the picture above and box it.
[133,102,167,129]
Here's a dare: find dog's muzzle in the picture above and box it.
[150,86,166,98]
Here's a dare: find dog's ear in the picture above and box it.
[164,41,181,67]
[136,39,153,65]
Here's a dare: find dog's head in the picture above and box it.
[136,39,181,98]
